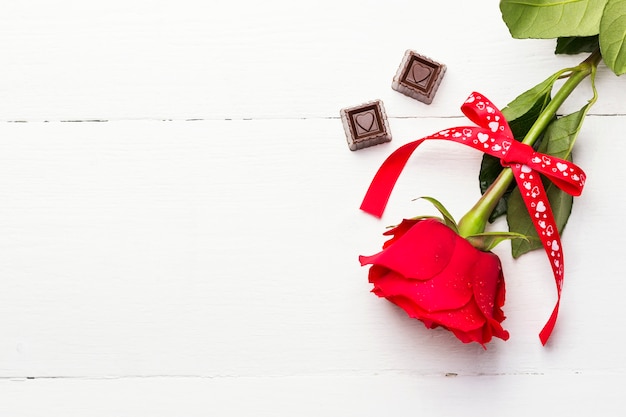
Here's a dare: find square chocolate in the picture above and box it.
[392,50,446,104]
[340,100,391,151]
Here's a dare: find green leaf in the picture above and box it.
[466,232,530,252]
[500,0,608,39]
[507,103,591,257]
[540,102,592,158]
[600,0,626,75]
[414,196,458,232]
[478,73,558,221]
[500,73,559,122]
[555,35,600,54]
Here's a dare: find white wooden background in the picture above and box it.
[1,1,624,415]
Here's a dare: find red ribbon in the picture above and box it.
[360,92,586,345]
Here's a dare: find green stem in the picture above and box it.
[457,49,602,238]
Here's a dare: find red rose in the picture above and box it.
[359,218,510,346]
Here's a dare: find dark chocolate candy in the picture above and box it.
[392,50,446,104]
[340,100,391,151]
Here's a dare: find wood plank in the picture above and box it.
[0,374,622,416]
[0,0,621,121]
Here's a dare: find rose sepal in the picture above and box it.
[412,196,458,233]
[465,231,530,252]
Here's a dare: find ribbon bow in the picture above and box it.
[360,92,585,345]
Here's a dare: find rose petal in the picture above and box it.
[361,217,509,346]
[371,268,472,312]
[492,275,506,322]
[366,231,474,312]
[386,294,508,345]
[407,274,472,312]
[381,218,420,249]
[470,251,504,319]
[408,235,480,312]
[368,266,404,296]
[425,301,486,333]
[485,319,510,342]
[359,219,455,280]
[387,295,485,333]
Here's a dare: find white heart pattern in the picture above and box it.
[536,201,546,213]
[531,186,540,198]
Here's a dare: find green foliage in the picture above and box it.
[600,0,626,74]
[500,0,608,38]
[492,0,617,259]
[556,35,600,54]
[538,102,592,158]
[499,73,560,122]
[466,231,529,252]
[414,196,458,233]
[500,0,626,76]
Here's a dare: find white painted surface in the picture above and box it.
[0,1,624,415]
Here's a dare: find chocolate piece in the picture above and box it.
[340,100,391,151]
[392,50,446,104]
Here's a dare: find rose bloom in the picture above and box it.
[359,218,509,346]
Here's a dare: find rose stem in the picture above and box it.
[457,49,602,238]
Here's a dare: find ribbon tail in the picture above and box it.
[360,139,426,218]
[539,300,561,346]
[510,164,565,345]
[360,126,494,218]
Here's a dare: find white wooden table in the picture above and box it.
[1,1,624,415]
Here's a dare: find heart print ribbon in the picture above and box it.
[360,92,586,345]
